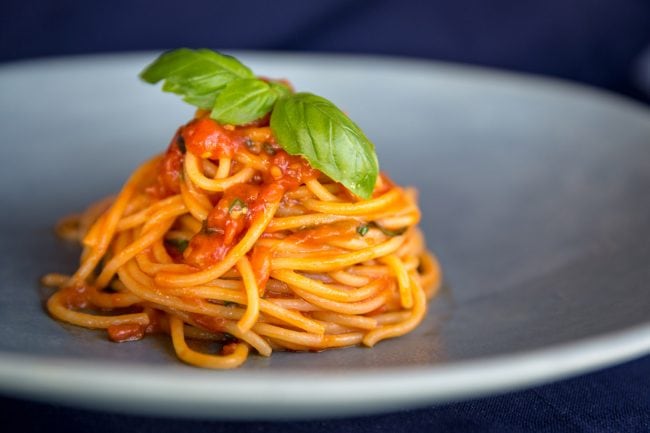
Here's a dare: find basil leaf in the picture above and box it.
[211,79,278,125]
[181,91,219,110]
[161,78,217,109]
[269,81,292,99]
[140,48,254,109]
[141,50,380,198]
[270,93,379,199]
[165,238,189,253]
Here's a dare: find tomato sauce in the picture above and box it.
[182,118,242,159]
[262,150,318,191]
[147,131,185,198]
[150,114,321,271]
[107,323,145,342]
[249,245,272,290]
[286,220,359,248]
[60,284,90,309]
[184,183,284,268]
[191,314,227,333]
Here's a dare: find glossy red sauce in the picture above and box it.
[182,118,242,159]
[221,342,238,355]
[107,323,145,342]
[147,131,185,198]
[191,314,227,333]
[60,284,89,309]
[249,245,272,290]
[263,150,318,191]
[184,183,284,268]
[287,220,359,249]
[149,114,323,271]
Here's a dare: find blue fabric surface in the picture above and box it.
[1,1,649,431]
[2,0,650,102]
[1,354,649,432]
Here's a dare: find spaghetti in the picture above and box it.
[43,69,441,369]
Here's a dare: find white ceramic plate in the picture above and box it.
[1,52,649,419]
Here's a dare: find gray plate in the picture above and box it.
[0,52,649,419]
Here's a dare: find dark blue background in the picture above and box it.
[2,0,650,102]
[2,1,650,431]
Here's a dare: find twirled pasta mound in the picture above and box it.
[44,95,441,370]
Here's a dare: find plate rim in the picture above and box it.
[1,322,649,419]
[1,51,650,419]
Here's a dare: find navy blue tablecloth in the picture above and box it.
[1,354,649,432]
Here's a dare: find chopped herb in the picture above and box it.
[165,238,189,253]
[221,332,238,344]
[357,224,369,236]
[176,135,186,153]
[244,137,260,154]
[201,220,221,234]
[228,198,248,216]
[263,142,276,155]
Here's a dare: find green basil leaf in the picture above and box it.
[181,91,219,110]
[269,81,292,99]
[210,79,278,125]
[140,48,254,109]
[165,238,189,253]
[270,93,379,199]
[159,78,215,108]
